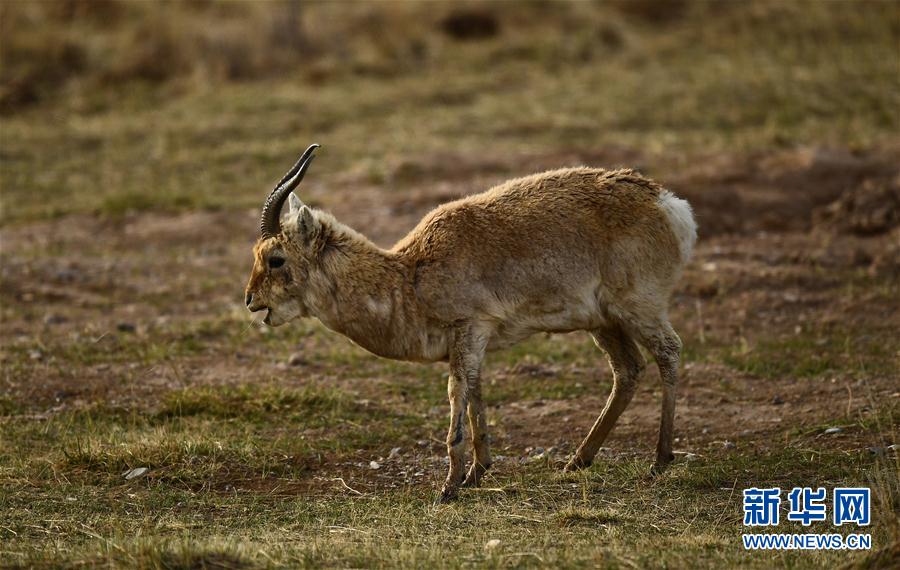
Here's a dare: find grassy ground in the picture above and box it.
[2,400,896,568]
[2,1,899,568]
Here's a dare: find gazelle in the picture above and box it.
[244,144,697,502]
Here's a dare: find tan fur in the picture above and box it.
[245,166,697,502]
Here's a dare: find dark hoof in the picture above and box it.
[435,488,458,505]
[461,463,490,488]
[460,475,479,488]
[563,456,591,472]
[650,454,674,477]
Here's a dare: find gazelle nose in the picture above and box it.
[245,292,253,307]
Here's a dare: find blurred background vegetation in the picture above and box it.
[1,0,897,224]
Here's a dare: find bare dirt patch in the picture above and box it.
[3,146,896,493]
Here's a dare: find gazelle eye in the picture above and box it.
[268,256,285,269]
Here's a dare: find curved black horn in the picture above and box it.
[260,143,319,239]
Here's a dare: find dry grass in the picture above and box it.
[2,384,897,568]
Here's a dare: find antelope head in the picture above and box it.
[244,143,324,326]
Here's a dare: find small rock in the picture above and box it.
[416,439,429,448]
[823,427,843,435]
[116,322,136,333]
[369,461,381,470]
[493,455,507,462]
[287,352,306,366]
[484,539,501,550]
[527,447,547,462]
[772,395,784,405]
[888,444,898,452]
[867,447,885,456]
[124,467,149,480]
[723,441,736,450]
[28,350,43,361]
[388,447,402,460]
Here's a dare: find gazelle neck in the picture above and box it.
[302,220,444,362]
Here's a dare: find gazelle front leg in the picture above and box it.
[437,324,487,503]
[438,372,468,503]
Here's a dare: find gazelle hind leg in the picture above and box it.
[564,324,645,471]
[630,318,682,474]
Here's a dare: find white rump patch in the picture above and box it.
[658,190,697,263]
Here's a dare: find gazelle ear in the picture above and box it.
[288,192,303,214]
[297,205,320,242]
